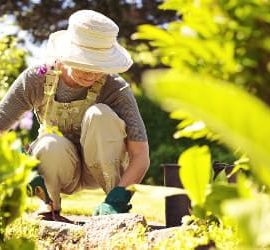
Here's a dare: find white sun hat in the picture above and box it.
[46,10,133,74]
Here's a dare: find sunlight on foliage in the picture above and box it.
[0,36,26,99]
[143,69,270,187]
[170,110,219,140]
[223,194,270,247]
[0,132,38,246]
[178,146,211,206]
[156,215,239,249]
[136,0,270,247]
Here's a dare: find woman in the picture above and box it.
[0,9,150,220]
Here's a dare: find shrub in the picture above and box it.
[0,132,38,248]
[136,93,235,185]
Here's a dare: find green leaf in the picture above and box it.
[174,120,218,140]
[178,145,211,206]
[133,25,175,46]
[236,173,255,198]
[213,169,228,183]
[143,69,270,187]
[205,183,239,216]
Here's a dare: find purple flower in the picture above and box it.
[19,111,33,130]
[11,111,34,131]
[36,64,48,76]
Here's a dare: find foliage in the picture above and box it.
[5,217,39,242]
[0,34,36,249]
[0,34,35,144]
[1,239,35,250]
[135,0,270,248]
[0,35,27,99]
[110,223,148,249]
[134,0,239,174]
[177,145,240,218]
[179,146,211,207]
[144,70,270,245]
[135,0,270,104]
[136,93,234,185]
[0,1,176,42]
[144,70,270,187]
[156,216,240,250]
[0,132,38,248]
[109,215,239,249]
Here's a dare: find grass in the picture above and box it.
[25,186,165,224]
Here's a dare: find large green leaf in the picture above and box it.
[178,145,211,206]
[143,69,270,187]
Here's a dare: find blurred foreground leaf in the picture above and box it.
[0,132,38,241]
[223,194,270,247]
[179,146,211,206]
[1,238,35,250]
[143,69,270,187]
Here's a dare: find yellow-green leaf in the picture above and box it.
[178,145,211,206]
[143,69,270,187]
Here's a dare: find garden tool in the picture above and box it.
[27,174,79,224]
[27,174,56,220]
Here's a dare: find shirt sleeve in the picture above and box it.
[98,74,148,142]
[0,66,44,131]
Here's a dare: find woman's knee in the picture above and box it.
[31,134,79,171]
[82,104,126,135]
[31,134,81,191]
[32,134,73,156]
[83,104,114,124]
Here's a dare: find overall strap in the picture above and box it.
[86,75,106,101]
[44,70,60,97]
[35,69,61,126]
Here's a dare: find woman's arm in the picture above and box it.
[0,66,43,131]
[118,140,150,187]
[98,74,150,185]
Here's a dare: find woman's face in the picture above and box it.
[65,65,105,87]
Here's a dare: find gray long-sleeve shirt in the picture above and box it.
[0,65,147,141]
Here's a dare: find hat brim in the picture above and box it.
[46,30,133,74]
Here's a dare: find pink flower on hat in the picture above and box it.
[36,64,48,76]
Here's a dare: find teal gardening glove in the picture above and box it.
[93,187,133,215]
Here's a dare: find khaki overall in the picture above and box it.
[31,70,128,211]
